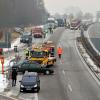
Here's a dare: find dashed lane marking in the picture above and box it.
[68,84,73,92]
[62,70,65,75]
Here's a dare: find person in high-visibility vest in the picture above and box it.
[57,47,63,59]
[24,48,29,59]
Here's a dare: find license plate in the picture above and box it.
[26,87,31,90]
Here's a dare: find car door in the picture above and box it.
[29,63,37,72]
[20,62,30,72]
[29,63,42,73]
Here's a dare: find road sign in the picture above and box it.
[1,57,4,64]
[0,56,4,74]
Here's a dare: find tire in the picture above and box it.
[37,87,40,93]
[45,70,50,75]
[22,71,25,74]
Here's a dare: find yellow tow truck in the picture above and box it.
[28,42,56,67]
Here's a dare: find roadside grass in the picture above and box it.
[11,32,20,41]
[0,32,20,42]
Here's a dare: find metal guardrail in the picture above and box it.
[77,23,100,81]
[80,23,100,68]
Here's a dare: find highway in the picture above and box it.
[38,28,100,100]
[1,28,100,100]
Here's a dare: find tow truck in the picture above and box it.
[27,41,56,67]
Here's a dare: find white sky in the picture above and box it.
[44,0,100,15]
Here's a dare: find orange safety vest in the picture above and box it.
[57,47,63,54]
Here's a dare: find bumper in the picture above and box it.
[34,34,42,38]
[20,86,39,91]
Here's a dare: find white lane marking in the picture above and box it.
[35,93,38,100]
[75,33,100,86]
[62,70,65,75]
[62,70,73,93]
[68,84,72,92]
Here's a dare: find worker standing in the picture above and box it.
[57,47,63,59]
[24,48,29,59]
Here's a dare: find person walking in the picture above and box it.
[57,47,63,59]
[12,68,17,87]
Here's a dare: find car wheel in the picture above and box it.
[37,87,40,93]
[22,71,25,74]
[45,70,50,75]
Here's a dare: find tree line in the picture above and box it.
[0,0,48,28]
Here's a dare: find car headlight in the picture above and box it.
[34,84,37,87]
[21,85,24,88]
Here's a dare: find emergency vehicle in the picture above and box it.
[26,41,56,67]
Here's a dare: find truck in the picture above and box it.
[56,18,65,27]
[46,17,57,29]
[31,27,44,38]
[70,19,81,30]
[27,41,56,67]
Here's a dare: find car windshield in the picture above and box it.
[22,76,36,82]
[21,35,30,38]
[47,20,55,23]
[30,51,47,58]
[22,32,31,35]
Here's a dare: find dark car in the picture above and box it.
[19,72,40,92]
[20,35,32,43]
[13,60,54,75]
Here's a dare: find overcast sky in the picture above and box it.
[44,0,100,15]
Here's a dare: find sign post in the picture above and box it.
[0,57,4,74]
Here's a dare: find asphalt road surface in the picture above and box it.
[38,28,100,100]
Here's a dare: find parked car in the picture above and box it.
[20,35,32,44]
[12,60,54,75]
[19,72,40,92]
